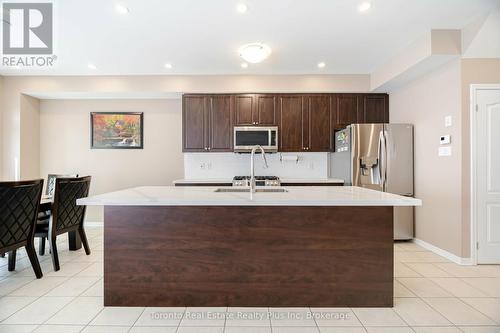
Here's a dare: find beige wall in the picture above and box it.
[390,59,463,256]
[39,99,184,222]
[1,74,369,180]
[391,58,500,258]
[460,58,500,257]
[0,75,3,178]
[20,95,40,180]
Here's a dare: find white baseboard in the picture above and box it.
[85,221,104,227]
[412,238,473,266]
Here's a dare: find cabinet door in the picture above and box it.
[334,94,361,129]
[306,95,332,151]
[255,95,277,125]
[208,95,233,151]
[362,94,388,123]
[278,95,304,152]
[235,94,255,125]
[183,95,207,152]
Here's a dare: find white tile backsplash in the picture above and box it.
[184,152,329,179]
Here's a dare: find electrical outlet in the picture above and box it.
[200,163,206,170]
[308,162,314,169]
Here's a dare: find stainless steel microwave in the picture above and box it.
[234,126,278,153]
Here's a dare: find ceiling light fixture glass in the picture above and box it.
[238,43,272,64]
[115,4,130,14]
[241,63,248,68]
[358,2,371,12]
[164,63,173,69]
[317,62,326,68]
[236,3,248,13]
[87,63,97,70]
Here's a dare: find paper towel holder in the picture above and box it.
[279,153,299,164]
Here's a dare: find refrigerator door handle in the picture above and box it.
[383,130,388,188]
[379,130,387,189]
[378,131,384,186]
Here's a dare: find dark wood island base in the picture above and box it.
[104,205,393,307]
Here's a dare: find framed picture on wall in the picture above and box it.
[90,112,144,149]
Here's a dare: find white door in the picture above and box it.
[476,88,500,263]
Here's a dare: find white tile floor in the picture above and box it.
[1,227,500,333]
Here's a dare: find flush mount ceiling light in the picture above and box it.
[317,62,326,68]
[236,3,248,13]
[358,1,371,12]
[238,43,272,64]
[164,63,173,69]
[87,63,97,70]
[240,63,248,68]
[115,4,130,14]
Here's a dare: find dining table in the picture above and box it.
[40,196,82,250]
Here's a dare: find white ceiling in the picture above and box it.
[1,0,498,76]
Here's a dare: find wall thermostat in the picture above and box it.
[440,135,451,145]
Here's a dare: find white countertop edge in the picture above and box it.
[77,186,421,207]
[172,178,345,184]
[78,200,420,207]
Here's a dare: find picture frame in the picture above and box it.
[90,112,144,149]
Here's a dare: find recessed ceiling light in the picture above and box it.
[241,63,248,68]
[236,3,248,13]
[115,4,130,14]
[164,63,173,69]
[358,2,371,12]
[87,63,97,70]
[317,62,326,69]
[238,43,272,64]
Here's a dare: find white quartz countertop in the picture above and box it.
[77,186,421,207]
[172,178,345,184]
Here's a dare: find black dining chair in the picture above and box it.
[0,179,44,278]
[35,176,91,271]
[38,173,78,255]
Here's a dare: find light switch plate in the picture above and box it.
[439,146,452,156]
[445,115,452,127]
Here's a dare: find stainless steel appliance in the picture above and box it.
[331,124,414,240]
[233,176,280,187]
[234,126,278,153]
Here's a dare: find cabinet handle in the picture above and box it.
[208,147,211,151]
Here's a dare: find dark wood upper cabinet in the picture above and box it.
[362,94,389,123]
[183,95,233,152]
[184,93,388,153]
[278,95,304,152]
[255,95,277,125]
[306,95,331,152]
[235,94,254,126]
[208,95,233,151]
[183,95,207,152]
[234,94,277,126]
[334,94,361,129]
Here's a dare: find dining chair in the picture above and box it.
[35,176,91,271]
[45,174,79,197]
[38,173,78,255]
[0,179,44,278]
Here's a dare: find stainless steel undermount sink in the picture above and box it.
[214,188,288,193]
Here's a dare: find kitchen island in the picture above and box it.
[78,186,420,307]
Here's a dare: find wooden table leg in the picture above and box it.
[68,230,82,251]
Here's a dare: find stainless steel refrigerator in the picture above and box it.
[330,124,414,240]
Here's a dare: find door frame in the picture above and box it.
[470,84,500,265]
